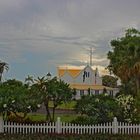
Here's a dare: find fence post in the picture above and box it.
[0,116,4,133]
[56,117,62,134]
[112,117,118,134]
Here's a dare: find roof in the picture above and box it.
[58,68,81,78]
[70,83,114,90]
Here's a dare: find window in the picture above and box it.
[90,90,93,95]
[83,71,90,82]
[87,72,90,77]
[95,90,99,95]
[84,71,87,77]
[87,88,90,95]
[109,90,113,96]
[80,90,84,96]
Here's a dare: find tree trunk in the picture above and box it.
[44,98,51,121]
[2,112,7,121]
[52,107,55,121]
[136,77,140,95]
[52,105,57,121]
[0,74,2,82]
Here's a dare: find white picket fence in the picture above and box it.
[0,117,140,134]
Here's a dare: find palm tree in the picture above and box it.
[25,75,34,87]
[0,60,9,82]
[34,76,51,121]
[34,76,47,90]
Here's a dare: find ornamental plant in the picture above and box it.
[74,94,118,124]
[116,94,138,122]
[0,79,42,120]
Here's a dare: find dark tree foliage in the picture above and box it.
[33,76,75,122]
[102,75,118,88]
[107,28,140,95]
[0,79,42,120]
[74,94,118,124]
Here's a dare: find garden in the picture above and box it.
[0,28,140,139]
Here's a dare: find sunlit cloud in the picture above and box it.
[0,0,140,80]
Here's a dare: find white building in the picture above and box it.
[58,65,118,99]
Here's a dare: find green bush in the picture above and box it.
[71,116,98,125]
[74,94,118,124]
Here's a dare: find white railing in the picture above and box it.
[0,117,140,134]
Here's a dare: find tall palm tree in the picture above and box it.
[34,76,47,90]
[34,76,51,121]
[0,60,9,82]
[25,75,34,87]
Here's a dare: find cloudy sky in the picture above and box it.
[0,0,140,81]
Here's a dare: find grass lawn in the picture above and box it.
[28,100,77,122]
[27,113,78,122]
[1,101,78,123]
[49,100,77,109]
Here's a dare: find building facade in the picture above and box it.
[58,65,118,99]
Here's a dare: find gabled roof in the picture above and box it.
[58,68,81,78]
[58,69,65,77]
[58,65,96,78]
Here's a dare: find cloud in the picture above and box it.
[0,0,140,80]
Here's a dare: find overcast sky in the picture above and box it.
[0,0,140,81]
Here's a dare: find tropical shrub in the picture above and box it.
[0,79,42,120]
[116,94,138,122]
[32,76,75,121]
[74,94,118,124]
[71,116,98,125]
[74,93,140,124]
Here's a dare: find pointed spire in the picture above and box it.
[89,47,93,66]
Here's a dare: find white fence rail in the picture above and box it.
[0,117,140,134]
